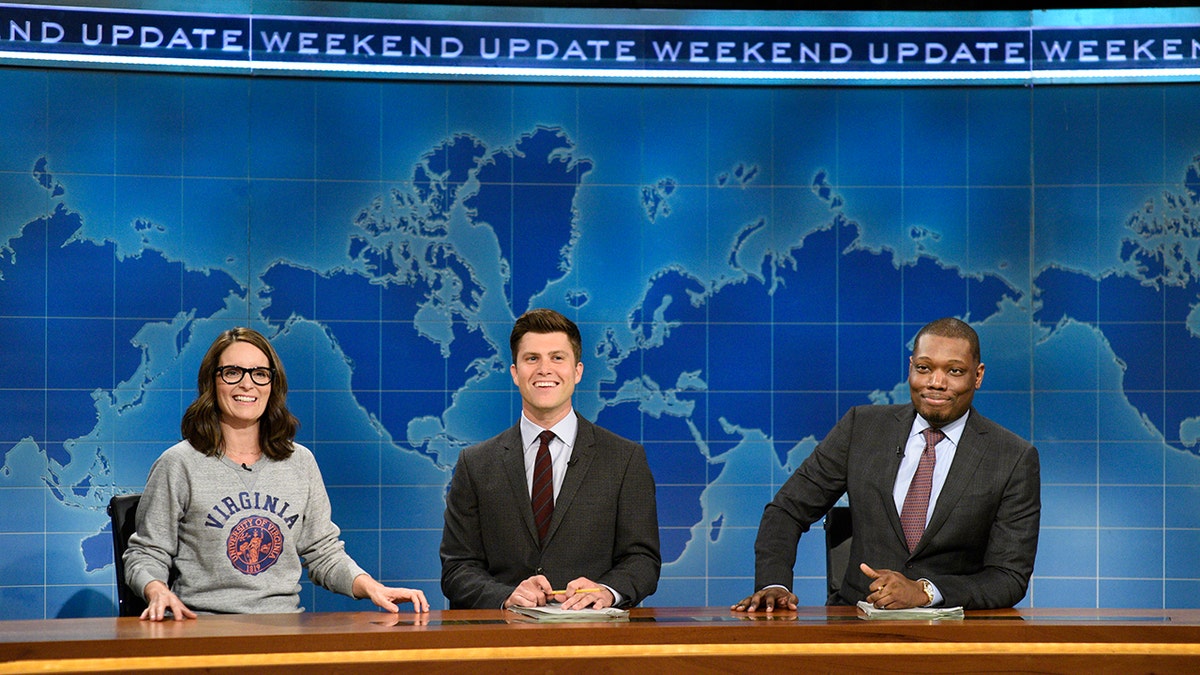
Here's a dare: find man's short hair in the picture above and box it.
[913,317,981,363]
[510,308,583,364]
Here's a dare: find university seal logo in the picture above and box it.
[226,515,284,575]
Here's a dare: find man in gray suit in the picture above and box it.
[733,317,1040,611]
[441,308,661,610]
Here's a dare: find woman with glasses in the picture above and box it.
[123,326,429,620]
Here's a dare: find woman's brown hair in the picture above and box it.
[180,327,299,460]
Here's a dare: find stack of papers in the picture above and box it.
[855,601,964,620]
[507,605,629,622]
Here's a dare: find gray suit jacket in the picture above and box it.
[754,404,1040,609]
[440,414,661,609]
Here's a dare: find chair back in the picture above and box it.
[823,505,853,602]
[108,493,148,617]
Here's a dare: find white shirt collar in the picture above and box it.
[520,410,578,449]
[911,410,969,446]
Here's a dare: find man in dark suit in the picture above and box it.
[440,308,661,610]
[733,317,1040,611]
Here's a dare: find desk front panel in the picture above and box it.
[2,607,1199,673]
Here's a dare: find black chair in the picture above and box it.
[108,493,148,618]
[823,505,853,602]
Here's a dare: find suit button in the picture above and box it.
[536,567,544,575]
[905,563,913,569]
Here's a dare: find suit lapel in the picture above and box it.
[544,413,595,543]
[883,405,916,545]
[499,425,541,543]
[919,408,988,551]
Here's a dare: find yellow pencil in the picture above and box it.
[548,587,603,594]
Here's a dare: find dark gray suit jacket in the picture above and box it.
[754,404,1040,609]
[440,414,661,609]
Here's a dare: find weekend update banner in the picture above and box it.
[2,2,1200,83]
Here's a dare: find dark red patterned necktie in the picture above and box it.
[901,427,943,552]
[531,430,555,541]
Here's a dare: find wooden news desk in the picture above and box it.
[2,606,1199,674]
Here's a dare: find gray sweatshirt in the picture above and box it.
[123,440,366,614]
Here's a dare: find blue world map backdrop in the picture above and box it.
[3,68,1200,618]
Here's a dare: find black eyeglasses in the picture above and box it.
[216,365,275,386]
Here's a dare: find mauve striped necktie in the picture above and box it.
[532,430,555,542]
[901,427,943,552]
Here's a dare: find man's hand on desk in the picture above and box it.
[504,575,616,610]
[861,563,927,609]
[140,580,197,622]
[730,586,798,613]
[551,577,614,610]
[505,575,555,608]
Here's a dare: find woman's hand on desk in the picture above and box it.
[140,580,197,622]
[353,574,430,613]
